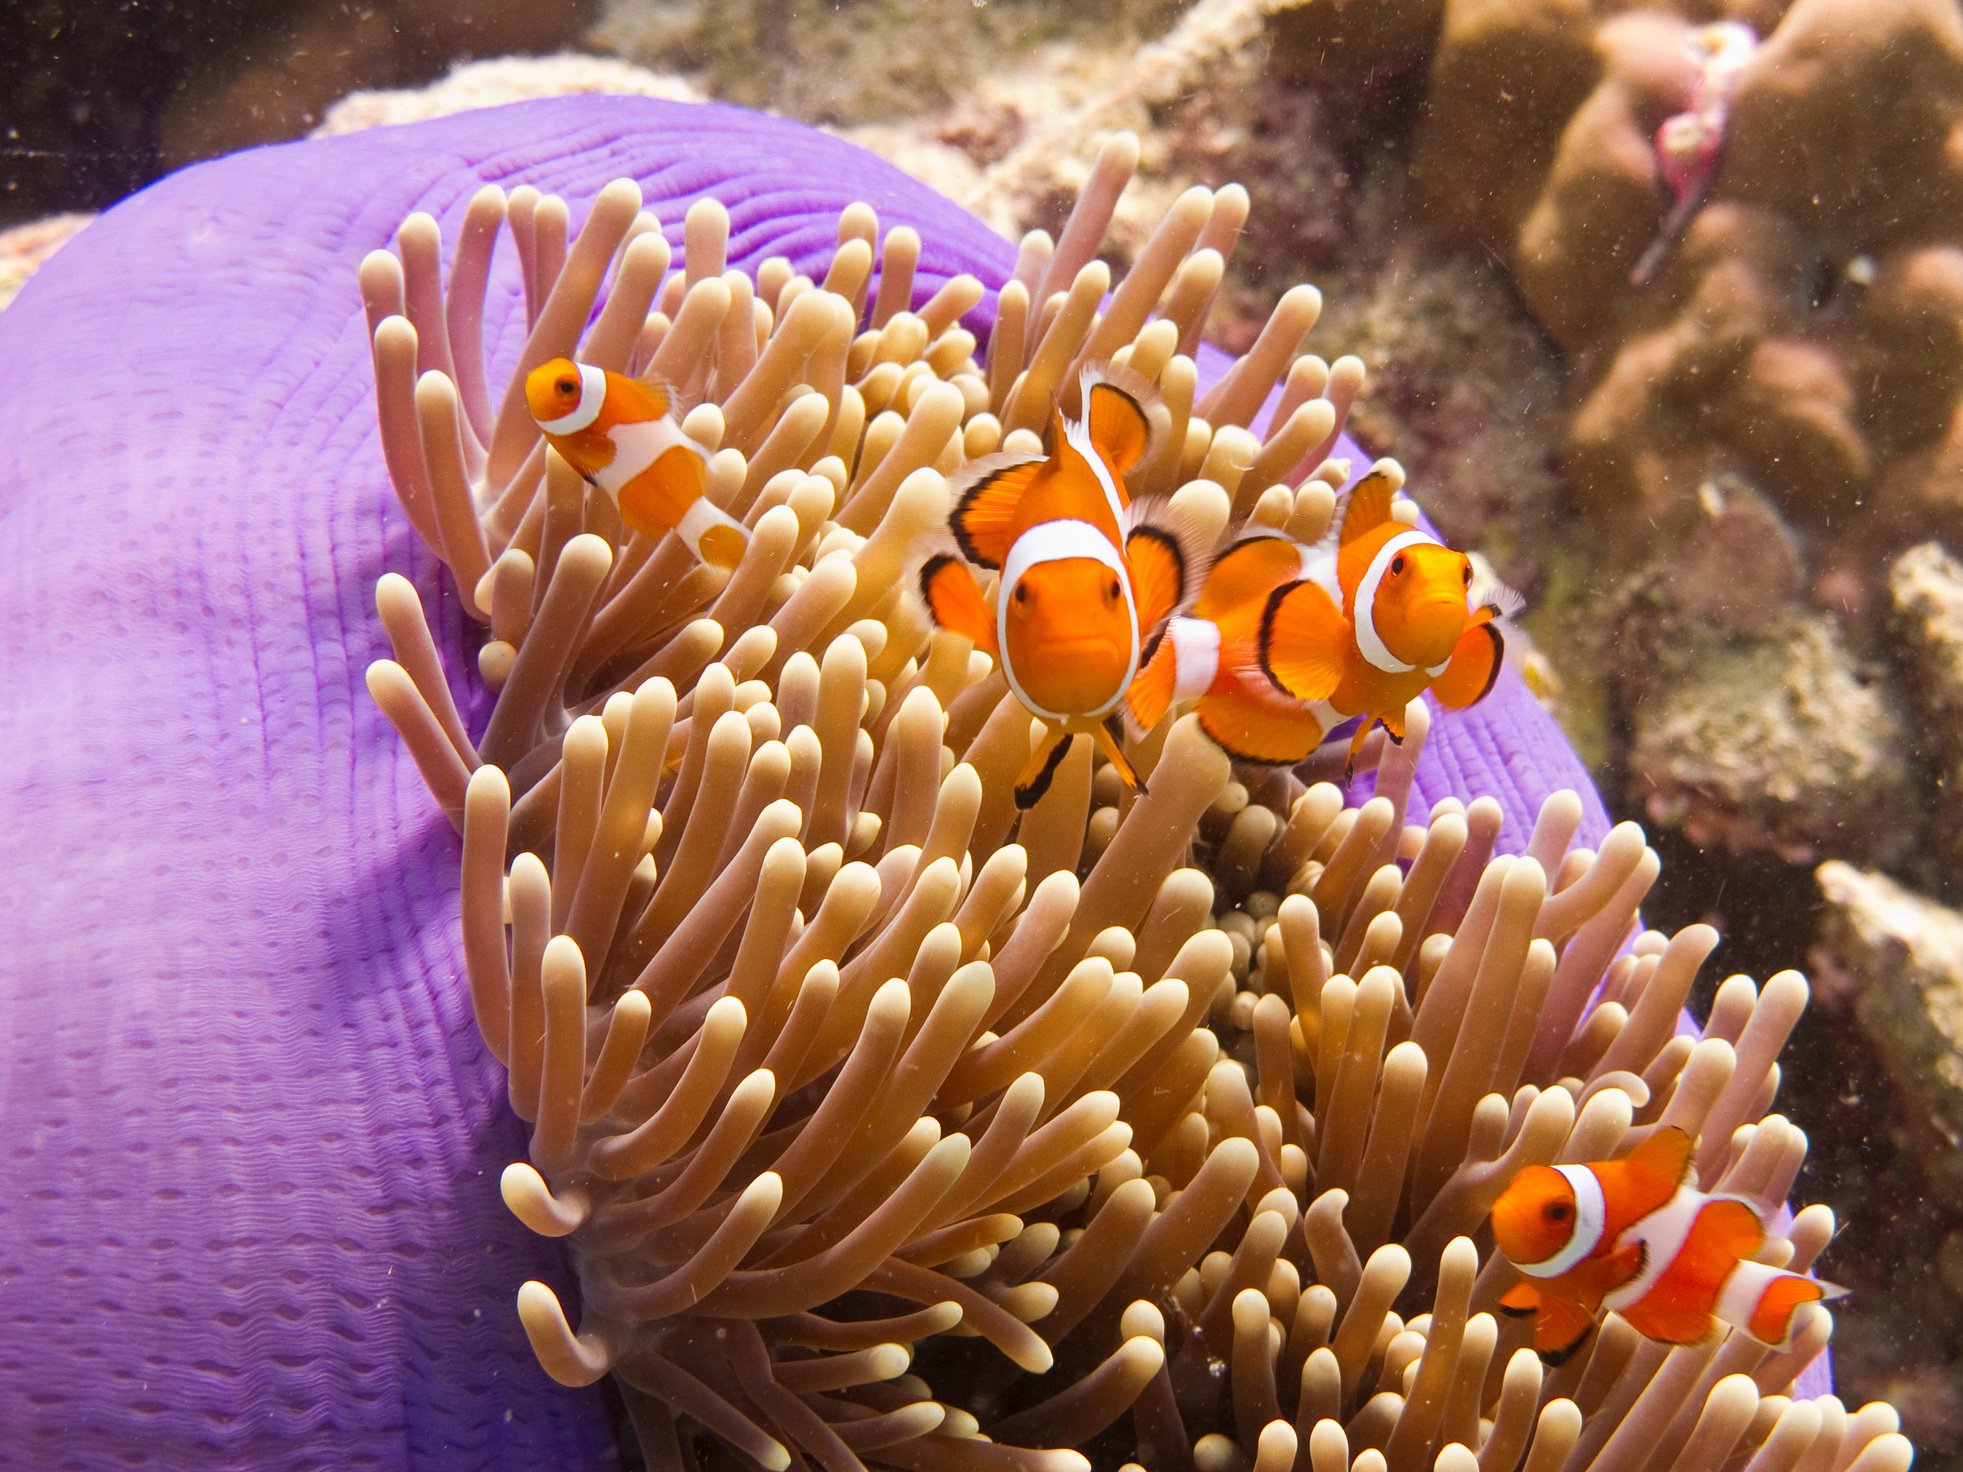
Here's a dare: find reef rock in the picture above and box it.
[1344,0,1963,563]
[1627,610,1915,865]
[1889,541,1963,872]
[1817,861,1963,1141]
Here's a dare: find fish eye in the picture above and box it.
[556,376,579,397]
[1104,575,1122,602]
[1462,564,1474,585]
[1545,1202,1572,1223]
[1390,554,1406,575]
[1013,583,1029,605]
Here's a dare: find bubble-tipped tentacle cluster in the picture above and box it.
[363,143,1910,1472]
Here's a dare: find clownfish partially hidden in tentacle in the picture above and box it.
[1258,464,1518,776]
[1126,530,1335,767]
[1489,1126,1844,1363]
[919,364,1205,808]
[525,356,750,568]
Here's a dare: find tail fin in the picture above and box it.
[1259,580,1350,701]
[1716,1260,1837,1349]
[679,495,751,569]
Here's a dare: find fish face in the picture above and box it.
[1491,1164,1582,1270]
[1373,544,1475,668]
[525,357,593,429]
[1003,556,1136,717]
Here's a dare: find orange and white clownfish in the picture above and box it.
[1260,465,1517,775]
[919,365,1201,808]
[1489,1126,1843,1363]
[1126,531,1335,766]
[524,356,750,569]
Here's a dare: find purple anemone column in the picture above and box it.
[0,96,1610,1471]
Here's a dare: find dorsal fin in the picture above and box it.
[1337,462,1404,548]
[1620,1126,1697,1195]
[948,452,1046,568]
[1077,362,1164,475]
[1196,532,1304,622]
[622,366,678,421]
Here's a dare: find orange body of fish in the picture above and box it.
[1489,1126,1842,1362]
[524,356,750,568]
[919,365,1200,807]
[1129,470,1510,771]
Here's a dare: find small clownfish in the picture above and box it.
[1489,1126,1844,1363]
[1126,531,1336,767]
[1259,465,1517,776]
[524,356,750,569]
[919,365,1202,808]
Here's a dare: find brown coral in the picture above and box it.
[362,146,1909,1470]
[1293,0,1963,559]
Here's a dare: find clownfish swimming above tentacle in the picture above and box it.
[525,356,750,568]
[1489,1126,1844,1363]
[919,363,1206,807]
[1257,463,1519,776]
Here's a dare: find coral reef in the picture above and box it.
[1890,542,1963,876]
[314,54,706,136]
[364,122,1901,1468]
[1817,862,1963,1142]
[1377,0,1963,568]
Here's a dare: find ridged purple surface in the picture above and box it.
[0,95,1631,1471]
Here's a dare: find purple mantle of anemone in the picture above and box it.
[0,97,1626,1471]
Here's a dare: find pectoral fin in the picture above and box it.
[1431,620,1504,709]
[920,554,998,657]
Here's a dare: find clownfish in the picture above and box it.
[1126,530,1336,766]
[1259,465,1515,775]
[524,356,750,568]
[919,365,1201,807]
[1489,1126,1843,1363]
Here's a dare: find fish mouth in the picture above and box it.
[1014,636,1133,714]
[1397,598,1471,667]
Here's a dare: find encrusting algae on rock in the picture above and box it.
[362,138,1912,1471]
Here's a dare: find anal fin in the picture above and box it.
[1533,1295,1598,1364]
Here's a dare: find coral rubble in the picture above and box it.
[367,131,1906,1470]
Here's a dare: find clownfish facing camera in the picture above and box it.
[1489,1126,1843,1363]
[525,356,750,568]
[1260,465,1516,775]
[919,364,1202,807]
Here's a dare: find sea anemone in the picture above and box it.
[364,104,1909,1470]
